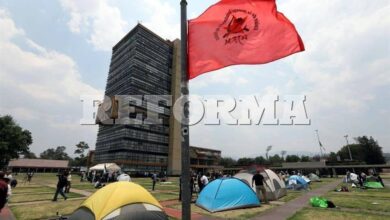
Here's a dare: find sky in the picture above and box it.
[0,0,389,159]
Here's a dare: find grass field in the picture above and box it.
[288,180,390,220]
[171,203,274,220]
[7,173,390,220]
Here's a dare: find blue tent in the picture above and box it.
[287,175,308,190]
[196,178,260,212]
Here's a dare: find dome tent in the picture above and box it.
[287,175,309,190]
[69,182,167,220]
[308,173,321,182]
[196,178,260,212]
[234,169,287,200]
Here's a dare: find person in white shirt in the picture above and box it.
[65,171,72,193]
[200,174,209,187]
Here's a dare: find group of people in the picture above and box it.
[52,170,72,201]
[0,171,16,213]
[346,170,385,187]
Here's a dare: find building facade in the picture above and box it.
[190,146,223,173]
[94,24,182,174]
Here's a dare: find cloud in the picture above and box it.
[60,0,129,51]
[0,8,102,155]
[141,0,180,40]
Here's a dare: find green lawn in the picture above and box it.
[288,207,389,220]
[10,199,84,220]
[289,177,390,220]
[171,203,274,220]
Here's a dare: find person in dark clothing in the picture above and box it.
[252,171,268,203]
[0,171,8,213]
[52,172,68,201]
[152,173,157,191]
[197,173,204,192]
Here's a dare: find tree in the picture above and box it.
[356,136,385,164]
[219,157,237,168]
[269,154,283,165]
[40,146,71,160]
[22,151,37,159]
[327,152,338,162]
[300,155,310,162]
[254,156,266,165]
[337,136,385,164]
[73,141,89,166]
[285,155,300,162]
[237,157,255,166]
[338,144,363,161]
[311,154,321,161]
[0,115,33,168]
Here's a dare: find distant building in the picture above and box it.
[94,24,217,175]
[190,146,223,173]
[8,159,69,173]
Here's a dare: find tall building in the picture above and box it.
[94,24,182,174]
[94,24,220,175]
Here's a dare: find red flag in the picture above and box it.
[188,0,304,79]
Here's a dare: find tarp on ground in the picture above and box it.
[89,163,121,172]
[310,197,328,208]
[68,182,167,220]
[234,169,287,200]
[196,178,260,212]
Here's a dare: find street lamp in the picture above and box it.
[281,150,287,160]
[266,145,272,160]
[344,135,353,161]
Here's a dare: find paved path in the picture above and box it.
[252,179,341,220]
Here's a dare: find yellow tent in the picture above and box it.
[69,182,167,220]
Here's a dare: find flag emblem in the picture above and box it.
[214,9,259,45]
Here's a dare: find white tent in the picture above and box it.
[308,173,321,182]
[234,169,287,201]
[89,163,121,172]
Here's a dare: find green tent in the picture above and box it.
[364,181,384,189]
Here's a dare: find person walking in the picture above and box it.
[152,173,157,191]
[0,172,8,213]
[65,171,72,193]
[52,172,68,201]
[252,170,268,204]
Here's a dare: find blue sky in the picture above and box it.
[0,0,389,158]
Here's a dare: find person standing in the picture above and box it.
[65,171,72,193]
[52,172,68,201]
[152,173,157,191]
[252,171,268,204]
[200,173,209,192]
[0,172,8,213]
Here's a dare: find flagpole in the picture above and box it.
[180,0,191,219]
[315,129,323,160]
